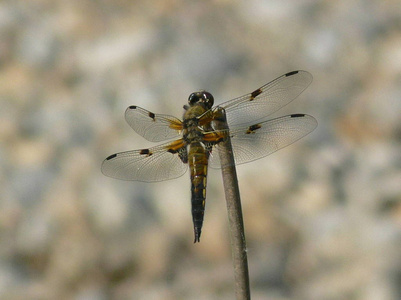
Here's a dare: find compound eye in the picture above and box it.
[202,91,214,109]
[188,92,200,105]
[188,91,214,108]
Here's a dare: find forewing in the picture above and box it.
[217,71,313,126]
[208,114,317,169]
[101,140,188,182]
[125,106,183,142]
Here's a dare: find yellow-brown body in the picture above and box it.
[182,93,214,242]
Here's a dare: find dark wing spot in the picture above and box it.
[148,112,155,120]
[249,124,262,131]
[179,149,188,163]
[290,114,305,118]
[167,147,188,163]
[250,88,262,100]
[285,71,299,77]
[246,124,262,134]
[139,149,152,156]
[106,153,117,160]
[216,136,225,143]
[128,105,137,109]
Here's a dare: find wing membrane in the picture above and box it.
[101,140,187,182]
[217,71,313,126]
[125,106,183,142]
[208,114,317,169]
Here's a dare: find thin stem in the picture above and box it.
[214,109,250,300]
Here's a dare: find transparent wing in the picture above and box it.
[208,114,317,169]
[216,71,313,126]
[125,105,183,142]
[101,140,188,182]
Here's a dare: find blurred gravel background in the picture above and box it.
[1,1,401,299]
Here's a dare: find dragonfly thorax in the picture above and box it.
[182,115,204,143]
[182,101,213,144]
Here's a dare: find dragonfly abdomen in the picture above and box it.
[188,142,209,243]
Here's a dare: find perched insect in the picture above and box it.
[102,71,317,242]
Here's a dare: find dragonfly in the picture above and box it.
[101,70,317,243]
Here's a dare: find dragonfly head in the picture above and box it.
[188,91,214,110]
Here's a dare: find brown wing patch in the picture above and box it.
[246,124,262,134]
[203,131,226,143]
[285,70,299,77]
[166,139,188,163]
[250,88,262,100]
[290,113,305,118]
[106,153,117,160]
[169,119,184,130]
[165,139,185,153]
[139,149,152,157]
